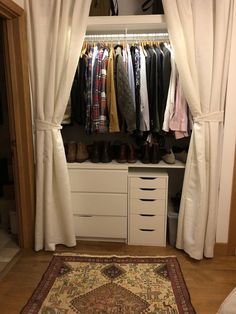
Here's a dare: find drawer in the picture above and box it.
[129,213,165,229]
[129,214,166,246]
[129,187,166,199]
[74,215,127,239]
[69,169,127,193]
[129,228,166,246]
[71,193,127,216]
[130,176,166,189]
[129,198,166,215]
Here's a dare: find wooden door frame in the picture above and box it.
[0,0,35,249]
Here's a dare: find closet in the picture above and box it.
[61,14,189,246]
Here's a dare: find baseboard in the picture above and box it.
[214,243,230,256]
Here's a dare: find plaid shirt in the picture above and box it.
[85,47,93,134]
[99,48,109,133]
[91,47,103,133]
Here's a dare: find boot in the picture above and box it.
[151,143,161,163]
[117,144,127,163]
[66,142,77,162]
[161,149,175,164]
[101,142,112,163]
[90,142,101,163]
[76,143,89,163]
[127,144,137,163]
[141,142,150,164]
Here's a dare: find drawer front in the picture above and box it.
[129,214,166,246]
[129,198,165,215]
[129,227,166,246]
[129,188,166,199]
[130,213,164,229]
[74,216,127,239]
[69,169,127,193]
[130,177,166,189]
[71,193,127,216]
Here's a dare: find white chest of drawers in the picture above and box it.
[128,169,168,246]
[68,163,128,242]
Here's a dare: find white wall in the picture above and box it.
[216,3,236,243]
[13,0,24,8]
[117,0,147,15]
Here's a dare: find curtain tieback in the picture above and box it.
[35,119,62,131]
[193,111,224,123]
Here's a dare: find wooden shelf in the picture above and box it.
[86,14,167,33]
[67,160,185,170]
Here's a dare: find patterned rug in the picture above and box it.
[21,254,195,314]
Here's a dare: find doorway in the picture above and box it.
[0,0,35,274]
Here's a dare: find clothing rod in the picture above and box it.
[85,32,169,39]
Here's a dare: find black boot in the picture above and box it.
[101,142,112,163]
[90,142,100,163]
[151,143,161,163]
[141,142,150,164]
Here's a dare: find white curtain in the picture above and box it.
[25,0,92,250]
[162,0,234,259]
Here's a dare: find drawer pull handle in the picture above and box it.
[79,215,93,218]
[139,199,155,202]
[139,214,155,217]
[140,177,156,180]
[140,188,156,191]
[139,229,155,232]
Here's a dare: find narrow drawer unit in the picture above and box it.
[69,169,127,193]
[129,187,166,199]
[130,176,166,189]
[129,227,166,246]
[71,192,127,216]
[74,215,127,239]
[129,198,165,215]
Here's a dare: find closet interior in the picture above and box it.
[61,15,191,247]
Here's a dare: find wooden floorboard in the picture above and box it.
[0,241,235,314]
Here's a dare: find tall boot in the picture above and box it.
[141,142,150,164]
[101,142,112,163]
[76,143,89,163]
[127,144,137,163]
[117,144,127,163]
[66,142,77,163]
[91,141,101,163]
[151,143,161,163]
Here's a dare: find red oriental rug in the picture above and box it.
[21,254,195,313]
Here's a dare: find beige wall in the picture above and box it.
[217,3,236,243]
[13,0,23,8]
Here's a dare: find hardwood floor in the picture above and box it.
[0,241,235,314]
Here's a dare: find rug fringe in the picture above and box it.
[54,253,177,258]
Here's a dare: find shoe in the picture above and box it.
[174,151,187,163]
[117,144,127,163]
[101,142,112,163]
[66,142,77,162]
[127,144,137,163]
[91,142,101,163]
[162,149,175,164]
[151,143,161,163]
[76,143,89,163]
[141,142,150,164]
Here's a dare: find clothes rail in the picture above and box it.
[84,32,169,42]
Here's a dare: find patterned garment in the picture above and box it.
[99,48,109,133]
[85,47,93,134]
[91,47,103,133]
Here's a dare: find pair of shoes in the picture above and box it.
[141,142,161,164]
[161,149,175,164]
[91,141,112,163]
[174,150,187,163]
[66,142,89,163]
[117,144,137,163]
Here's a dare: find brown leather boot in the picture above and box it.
[151,143,161,163]
[141,142,150,164]
[76,143,89,163]
[117,144,127,163]
[66,142,77,162]
[127,144,137,163]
